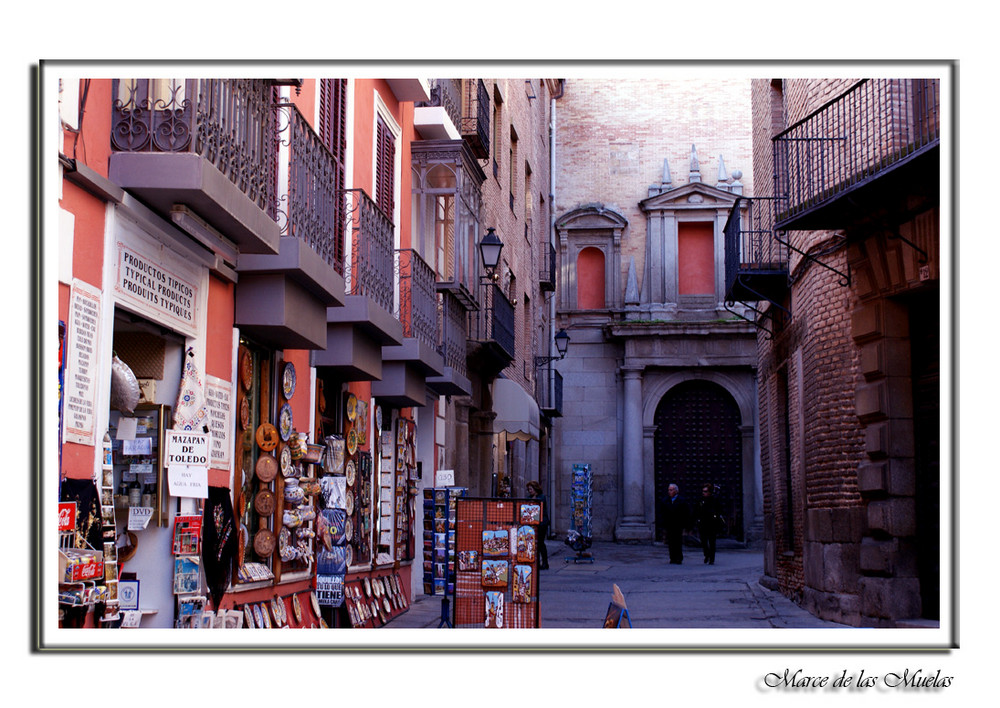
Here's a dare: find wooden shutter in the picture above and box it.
[319,79,347,265]
[375,113,395,219]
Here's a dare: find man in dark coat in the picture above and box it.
[661,483,690,564]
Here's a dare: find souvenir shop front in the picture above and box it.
[58,206,261,629]
[309,371,419,627]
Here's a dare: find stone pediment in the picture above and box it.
[639,181,739,213]
[556,203,629,231]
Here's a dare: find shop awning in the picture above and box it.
[492,377,540,442]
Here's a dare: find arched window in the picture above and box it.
[576,247,606,309]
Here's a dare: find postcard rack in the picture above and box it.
[452,497,541,629]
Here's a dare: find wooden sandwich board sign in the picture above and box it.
[603,583,632,628]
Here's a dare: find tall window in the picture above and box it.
[319,79,347,263]
[576,247,606,309]
[375,113,396,218]
[677,221,715,295]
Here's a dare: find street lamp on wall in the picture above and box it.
[534,329,571,368]
[479,227,503,281]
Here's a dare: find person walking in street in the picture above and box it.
[660,483,690,564]
[695,483,722,565]
[527,481,550,569]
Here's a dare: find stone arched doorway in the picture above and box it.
[653,379,744,541]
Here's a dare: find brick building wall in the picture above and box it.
[751,77,942,626]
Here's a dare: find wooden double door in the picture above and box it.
[653,380,744,541]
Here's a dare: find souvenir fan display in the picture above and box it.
[202,487,237,610]
[173,347,209,431]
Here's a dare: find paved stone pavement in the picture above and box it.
[385,540,846,630]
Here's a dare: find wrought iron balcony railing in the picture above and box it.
[438,290,470,379]
[111,79,278,217]
[397,249,438,348]
[462,79,490,159]
[723,197,789,303]
[343,188,395,314]
[536,366,563,417]
[539,242,556,292]
[471,282,515,361]
[418,79,463,134]
[275,102,345,274]
[773,78,940,228]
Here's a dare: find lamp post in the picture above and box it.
[479,227,503,280]
[534,329,571,368]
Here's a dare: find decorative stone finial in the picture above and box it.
[689,144,701,182]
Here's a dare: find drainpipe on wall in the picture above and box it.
[546,80,564,532]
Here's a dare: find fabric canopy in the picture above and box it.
[492,377,540,441]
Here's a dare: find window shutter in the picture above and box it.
[375,113,395,219]
[320,79,347,266]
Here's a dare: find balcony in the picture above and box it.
[426,290,473,397]
[110,79,280,256]
[372,249,444,407]
[311,189,403,380]
[723,197,788,305]
[539,242,556,292]
[467,282,515,379]
[536,366,563,418]
[773,79,940,232]
[461,79,490,160]
[235,101,347,349]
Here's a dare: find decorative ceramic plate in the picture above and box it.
[244,605,255,629]
[252,603,264,629]
[372,578,380,597]
[310,591,320,617]
[278,526,290,552]
[292,594,302,623]
[256,423,279,452]
[345,544,353,567]
[271,598,283,627]
[279,446,292,476]
[345,517,353,542]
[346,393,357,421]
[253,528,275,557]
[238,524,249,565]
[345,490,354,516]
[240,349,253,391]
[383,597,391,614]
[282,362,296,400]
[254,489,275,516]
[345,460,357,486]
[239,395,250,430]
[363,578,371,597]
[255,453,278,482]
[260,603,272,629]
[346,428,358,456]
[278,404,293,442]
[375,405,382,432]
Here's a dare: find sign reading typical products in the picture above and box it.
[166,430,210,499]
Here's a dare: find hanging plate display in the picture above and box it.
[270,598,282,627]
[345,490,354,516]
[345,544,353,567]
[254,529,275,557]
[279,445,292,476]
[282,362,296,400]
[240,349,253,391]
[278,404,293,442]
[363,577,371,597]
[278,526,290,553]
[347,428,358,456]
[243,604,255,629]
[256,423,279,452]
[345,517,353,542]
[292,593,302,624]
[253,489,275,516]
[255,453,278,483]
[260,603,272,629]
[345,459,357,486]
[310,591,321,618]
[346,393,358,421]
[252,603,264,629]
[239,395,250,430]
[383,597,391,614]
